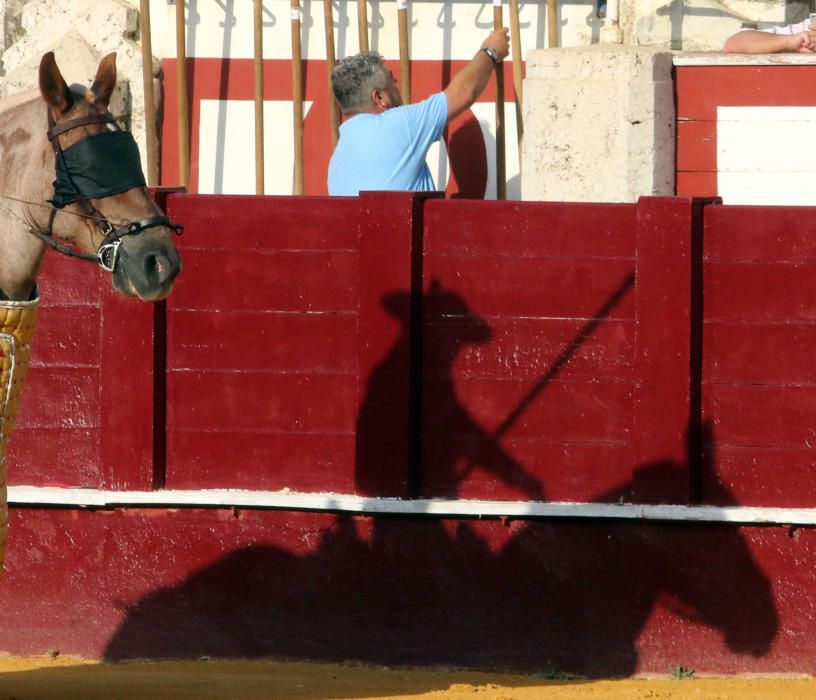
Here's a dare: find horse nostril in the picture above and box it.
[144,252,172,286]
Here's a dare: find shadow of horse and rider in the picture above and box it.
[104,281,778,676]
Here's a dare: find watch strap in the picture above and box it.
[480,47,500,64]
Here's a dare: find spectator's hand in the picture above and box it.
[791,30,816,52]
[482,28,511,61]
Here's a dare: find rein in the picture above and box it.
[29,109,183,273]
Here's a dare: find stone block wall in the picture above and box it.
[522,46,675,202]
[0,0,158,180]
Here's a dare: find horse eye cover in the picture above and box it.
[51,130,146,209]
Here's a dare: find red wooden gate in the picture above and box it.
[10,193,816,510]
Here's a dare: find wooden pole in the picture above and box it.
[397,0,411,104]
[175,0,189,189]
[548,0,558,47]
[254,0,266,194]
[357,0,369,51]
[139,0,158,186]
[493,0,506,200]
[324,0,340,148]
[508,0,523,170]
[290,0,305,194]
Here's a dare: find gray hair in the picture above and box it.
[331,52,389,114]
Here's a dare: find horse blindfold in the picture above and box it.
[51,130,146,209]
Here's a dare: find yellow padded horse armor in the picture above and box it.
[0,295,38,573]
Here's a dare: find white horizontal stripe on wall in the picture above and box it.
[718,106,816,205]
[8,486,816,525]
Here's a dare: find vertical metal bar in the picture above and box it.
[139,0,158,186]
[357,0,369,51]
[175,0,190,189]
[324,0,340,148]
[397,0,411,104]
[493,0,506,200]
[290,0,305,194]
[254,0,266,194]
[508,0,523,171]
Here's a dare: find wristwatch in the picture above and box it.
[480,47,501,64]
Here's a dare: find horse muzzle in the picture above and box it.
[113,237,182,302]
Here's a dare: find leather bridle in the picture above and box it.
[30,110,182,273]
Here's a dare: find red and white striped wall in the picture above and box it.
[676,54,816,204]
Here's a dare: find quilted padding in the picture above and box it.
[0,295,39,572]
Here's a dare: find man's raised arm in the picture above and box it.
[444,28,510,123]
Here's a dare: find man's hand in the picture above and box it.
[791,28,816,52]
[481,28,511,62]
[445,28,512,122]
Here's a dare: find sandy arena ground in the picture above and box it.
[0,657,815,700]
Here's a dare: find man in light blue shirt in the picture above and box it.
[328,29,510,196]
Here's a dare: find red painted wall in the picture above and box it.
[702,205,816,506]
[0,507,788,677]
[157,193,710,503]
[163,193,362,492]
[4,192,816,674]
[6,185,169,491]
[676,64,816,197]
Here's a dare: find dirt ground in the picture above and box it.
[0,657,815,700]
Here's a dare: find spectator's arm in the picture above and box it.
[444,28,510,123]
[724,29,816,53]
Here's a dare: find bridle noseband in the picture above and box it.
[29,210,181,273]
[31,110,182,273]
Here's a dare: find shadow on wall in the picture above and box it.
[103,285,778,676]
[355,281,543,499]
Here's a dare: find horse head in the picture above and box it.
[34,51,181,301]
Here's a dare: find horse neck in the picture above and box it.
[0,94,51,301]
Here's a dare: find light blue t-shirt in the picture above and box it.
[328,92,448,196]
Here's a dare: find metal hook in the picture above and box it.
[99,219,115,237]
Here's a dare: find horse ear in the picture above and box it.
[90,53,117,108]
[38,51,73,114]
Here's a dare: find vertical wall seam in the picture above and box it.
[407,195,427,498]
[688,198,717,504]
[152,300,168,490]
